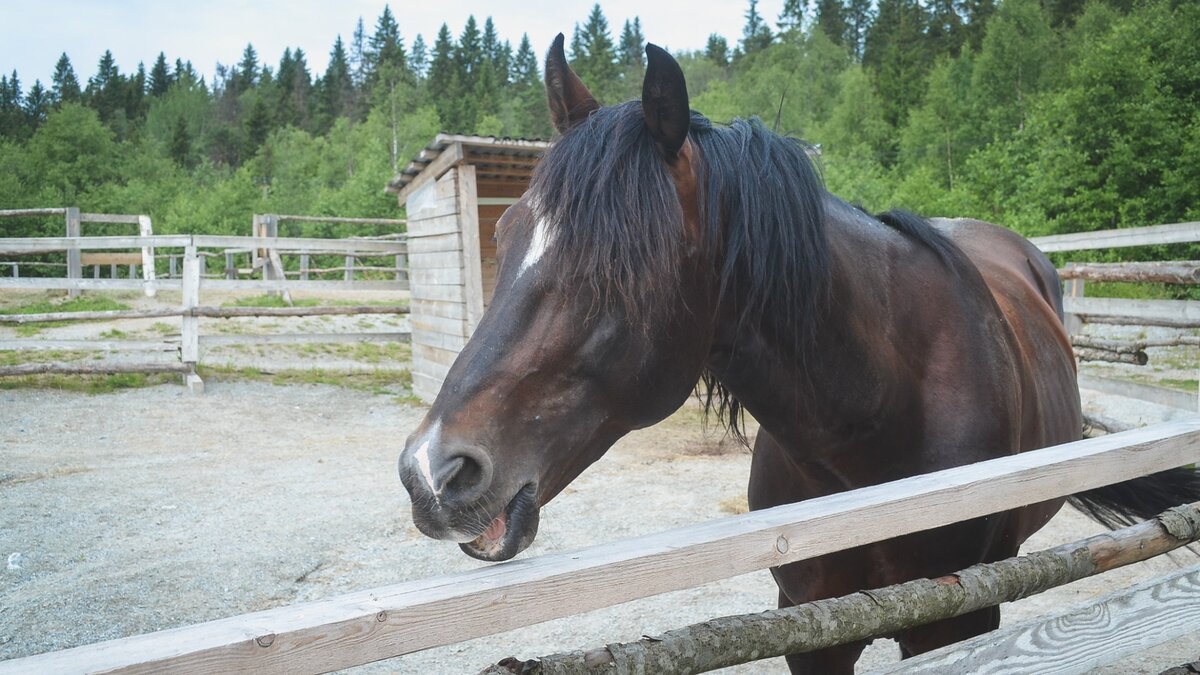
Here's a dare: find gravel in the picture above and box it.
[1,294,1198,672]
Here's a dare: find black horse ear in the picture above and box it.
[642,43,689,158]
[545,33,599,134]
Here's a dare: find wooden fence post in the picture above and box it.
[344,255,354,283]
[65,207,81,298]
[181,245,203,394]
[225,252,235,280]
[300,253,309,280]
[138,215,156,298]
[1065,278,1085,335]
[395,253,406,282]
[169,255,177,279]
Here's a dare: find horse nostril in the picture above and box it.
[434,454,485,499]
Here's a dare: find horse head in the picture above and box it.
[397,35,714,561]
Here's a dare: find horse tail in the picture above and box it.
[1068,467,1200,529]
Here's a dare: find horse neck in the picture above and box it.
[706,210,899,445]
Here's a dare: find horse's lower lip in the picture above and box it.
[459,483,538,561]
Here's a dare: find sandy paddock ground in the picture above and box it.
[1,291,1198,672]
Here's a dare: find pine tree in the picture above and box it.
[618,18,645,68]
[51,53,81,104]
[24,80,50,129]
[959,0,997,52]
[864,0,931,128]
[428,24,458,128]
[778,0,807,36]
[128,62,147,119]
[506,33,549,138]
[458,15,483,81]
[705,35,730,66]
[572,4,619,100]
[86,51,125,123]
[410,34,429,79]
[367,4,408,84]
[815,0,849,48]
[321,35,354,125]
[234,44,259,94]
[277,47,312,129]
[169,114,191,167]
[350,17,368,88]
[149,52,172,97]
[0,72,24,138]
[741,0,773,55]
[244,95,271,156]
[845,0,874,59]
[927,0,965,57]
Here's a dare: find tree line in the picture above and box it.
[0,0,1196,248]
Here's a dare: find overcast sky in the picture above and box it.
[1,1,785,88]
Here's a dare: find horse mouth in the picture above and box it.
[459,483,540,562]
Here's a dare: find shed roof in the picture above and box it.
[387,133,550,202]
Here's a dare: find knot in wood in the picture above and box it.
[255,633,275,648]
[775,536,789,554]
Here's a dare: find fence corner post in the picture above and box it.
[139,215,156,298]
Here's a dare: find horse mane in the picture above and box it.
[529,104,955,442]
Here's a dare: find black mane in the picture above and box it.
[528,103,829,439]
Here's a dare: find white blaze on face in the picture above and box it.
[413,420,442,496]
[518,217,553,278]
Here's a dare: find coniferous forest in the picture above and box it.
[0,0,1196,241]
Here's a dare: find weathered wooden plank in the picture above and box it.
[200,280,406,292]
[409,249,466,268]
[1032,222,1200,252]
[410,266,464,286]
[0,207,67,217]
[411,298,467,321]
[1078,373,1197,411]
[193,236,405,254]
[412,369,444,403]
[1060,261,1200,285]
[406,231,463,253]
[412,355,451,382]
[79,213,142,224]
[405,196,459,228]
[0,339,177,352]
[200,333,409,347]
[0,362,189,377]
[883,564,1200,675]
[0,308,181,324]
[0,235,193,251]
[412,327,467,352]
[459,165,485,334]
[273,215,406,226]
[0,278,182,291]
[410,283,465,303]
[65,208,81,299]
[80,252,143,266]
[181,248,200,364]
[8,421,1200,675]
[412,342,460,368]
[1064,296,1200,324]
[411,315,467,338]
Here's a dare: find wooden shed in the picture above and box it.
[388,134,549,403]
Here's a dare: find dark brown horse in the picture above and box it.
[398,36,1200,672]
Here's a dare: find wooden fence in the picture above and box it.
[2,420,1198,674]
[0,234,410,392]
[1031,221,1200,412]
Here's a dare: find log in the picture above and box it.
[1079,314,1200,329]
[0,208,67,217]
[0,363,188,377]
[1074,346,1148,365]
[480,502,1200,675]
[1059,261,1200,285]
[0,305,409,324]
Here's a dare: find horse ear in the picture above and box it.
[642,43,690,158]
[544,33,599,134]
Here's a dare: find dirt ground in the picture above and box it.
[1,291,1199,673]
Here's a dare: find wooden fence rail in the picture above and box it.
[3,420,1198,675]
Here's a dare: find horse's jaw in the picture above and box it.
[458,483,540,562]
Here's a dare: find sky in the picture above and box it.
[0,0,786,89]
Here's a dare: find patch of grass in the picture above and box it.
[0,296,131,316]
[99,328,128,339]
[199,364,413,396]
[1159,378,1199,392]
[718,494,749,515]
[222,295,320,308]
[0,372,176,394]
[0,350,92,367]
[151,322,175,334]
[14,324,43,337]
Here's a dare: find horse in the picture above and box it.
[398,35,1200,672]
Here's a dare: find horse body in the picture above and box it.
[730,205,1081,669]
[398,35,1199,673]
